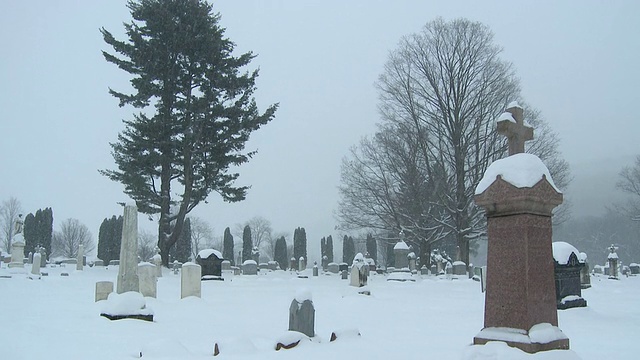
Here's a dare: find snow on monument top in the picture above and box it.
[552,241,583,265]
[475,153,560,195]
[394,240,409,250]
[198,249,222,259]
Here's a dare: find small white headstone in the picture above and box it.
[76,244,84,271]
[138,262,157,298]
[95,281,114,302]
[181,263,201,299]
[117,205,139,293]
[31,253,42,276]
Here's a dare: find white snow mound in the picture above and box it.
[475,153,559,195]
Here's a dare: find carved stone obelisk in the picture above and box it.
[117,204,139,293]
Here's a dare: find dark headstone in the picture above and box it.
[289,299,315,337]
[196,249,223,278]
[553,250,587,309]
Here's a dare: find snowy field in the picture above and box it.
[1,265,637,360]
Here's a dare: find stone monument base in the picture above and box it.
[473,324,569,354]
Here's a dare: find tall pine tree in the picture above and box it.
[274,236,287,270]
[222,227,234,265]
[23,213,37,256]
[23,208,54,258]
[293,227,307,269]
[326,235,334,263]
[242,225,252,263]
[98,215,123,264]
[366,233,377,264]
[343,235,355,264]
[100,0,278,266]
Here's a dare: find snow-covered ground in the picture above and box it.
[1,264,637,359]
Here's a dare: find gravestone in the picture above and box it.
[312,262,318,277]
[579,252,591,288]
[95,281,114,302]
[452,261,467,276]
[327,263,339,274]
[350,253,368,288]
[341,270,348,280]
[76,244,84,271]
[138,262,157,298]
[290,257,296,271]
[109,260,120,266]
[322,255,329,272]
[268,260,278,271]
[196,249,223,278]
[338,263,348,273]
[28,252,33,264]
[289,290,315,337]
[8,233,25,270]
[152,247,162,278]
[473,103,569,353]
[630,263,640,275]
[94,259,104,267]
[38,247,47,267]
[181,263,201,299]
[420,265,429,275]
[299,257,306,271]
[221,260,231,271]
[242,260,258,275]
[117,204,139,294]
[408,252,416,272]
[607,244,619,279]
[393,232,410,269]
[552,242,587,309]
[430,264,437,275]
[31,253,41,277]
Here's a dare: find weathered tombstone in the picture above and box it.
[8,232,26,270]
[39,247,46,267]
[420,265,429,275]
[152,246,162,278]
[259,263,269,271]
[242,260,258,275]
[290,257,296,271]
[221,260,231,271]
[268,260,278,271]
[181,263,201,299]
[28,252,33,264]
[31,252,41,277]
[196,249,223,279]
[322,255,329,272]
[289,289,315,337]
[95,281,114,302]
[408,252,417,272]
[473,103,569,353]
[452,261,467,276]
[138,262,157,298]
[350,253,368,288]
[328,262,339,274]
[341,270,348,280]
[338,263,348,273]
[232,266,241,276]
[117,204,139,294]
[579,253,591,288]
[430,264,437,275]
[312,262,318,277]
[552,242,587,309]
[76,244,84,271]
[630,263,640,275]
[299,257,306,271]
[607,244,619,279]
[94,259,104,267]
[393,232,410,269]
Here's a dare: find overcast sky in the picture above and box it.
[1,1,639,253]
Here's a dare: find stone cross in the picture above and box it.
[497,102,533,156]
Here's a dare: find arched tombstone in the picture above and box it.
[552,242,587,309]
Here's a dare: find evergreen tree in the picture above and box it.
[326,235,334,263]
[293,227,307,269]
[242,225,252,263]
[366,233,377,263]
[40,208,53,259]
[320,237,326,259]
[222,227,234,265]
[100,0,277,266]
[343,235,355,264]
[274,236,287,270]
[23,213,37,256]
[97,215,123,264]
[173,217,191,262]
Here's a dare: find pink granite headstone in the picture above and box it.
[473,103,569,353]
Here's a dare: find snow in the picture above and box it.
[498,111,516,123]
[295,287,313,303]
[1,263,639,359]
[561,295,582,304]
[529,323,569,344]
[197,248,222,259]
[507,101,523,109]
[100,291,153,316]
[12,233,25,245]
[393,240,409,250]
[242,259,257,265]
[607,252,619,260]
[475,153,560,195]
[453,261,466,266]
[552,242,582,265]
[352,253,364,264]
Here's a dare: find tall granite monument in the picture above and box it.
[473,103,569,353]
[117,204,139,294]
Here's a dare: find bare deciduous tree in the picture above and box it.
[615,155,640,221]
[234,216,273,254]
[0,197,23,253]
[52,218,95,258]
[339,18,570,267]
[138,229,157,262]
[189,217,214,259]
